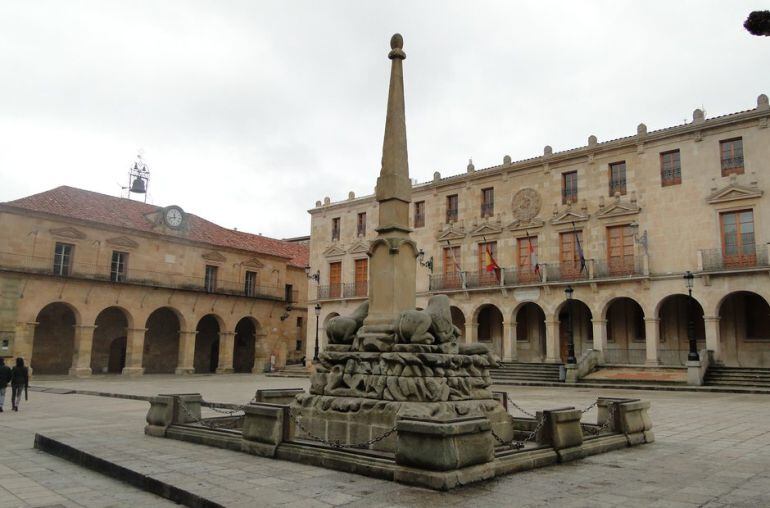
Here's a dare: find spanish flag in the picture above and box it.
[484,240,500,273]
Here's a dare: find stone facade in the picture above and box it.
[0,186,308,376]
[307,97,770,368]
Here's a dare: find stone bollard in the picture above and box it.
[616,400,654,445]
[394,416,494,490]
[539,408,583,461]
[596,397,637,433]
[564,364,578,384]
[254,388,305,406]
[145,393,202,437]
[492,391,508,411]
[241,403,289,457]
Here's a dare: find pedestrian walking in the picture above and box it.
[10,357,28,412]
[0,358,11,412]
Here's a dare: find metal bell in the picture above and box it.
[130,177,146,194]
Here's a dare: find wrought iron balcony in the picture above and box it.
[720,156,744,172]
[593,258,643,278]
[480,203,494,218]
[561,189,578,205]
[446,209,458,223]
[316,282,368,300]
[0,251,289,301]
[545,262,589,282]
[700,245,769,272]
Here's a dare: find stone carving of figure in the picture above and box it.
[326,302,369,344]
[395,294,461,345]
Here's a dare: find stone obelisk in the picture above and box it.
[361,33,417,339]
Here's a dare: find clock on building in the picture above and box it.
[164,206,185,229]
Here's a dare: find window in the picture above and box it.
[244,270,257,297]
[559,231,585,279]
[329,261,342,298]
[720,138,744,176]
[660,149,681,186]
[477,241,499,286]
[414,201,425,228]
[296,316,303,328]
[354,258,368,297]
[446,194,458,223]
[481,188,494,218]
[609,161,627,196]
[53,243,73,276]
[331,217,341,241]
[357,212,366,236]
[562,171,578,204]
[720,210,755,267]
[517,236,540,283]
[285,283,294,303]
[442,245,462,288]
[607,225,635,275]
[204,265,218,292]
[110,251,128,282]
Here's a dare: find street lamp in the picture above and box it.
[313,303,322,363]
[305,265,320,282]
[417,248,434,272]
[684,271,699,361]
[565,285,576,364]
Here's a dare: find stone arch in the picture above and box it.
[450,306,466,341]
[602,297,646,364]
[474,303,504,357]
[717,291,770,367]
[656,294,705,366]
[31,301,79,375]
[513,302,546,363]
[555,298,593,363]
[143,306,183,374]
[194,313,224,374]
[91,306,133,374]
[233,316,262,373]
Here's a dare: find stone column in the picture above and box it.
[464,322,477,345]
[703,315,721,362]
[13,321,37,368]
[502,321,517,362]
[591,319,607,363]
[545,320,560,363]
[644,318,660,365]
[216,331,235,374]
[69,324,97,377]
[175,330,197,375]
[122,327,147,376]
[253,331,268,373]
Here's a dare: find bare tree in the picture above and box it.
[745,11,770,36]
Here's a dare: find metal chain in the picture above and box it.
[581,403,616,436]
[289,407,397,450]
[175,397,245,430]
[508,400,536,418]
[581,400,599,414]
[490,415,546,450]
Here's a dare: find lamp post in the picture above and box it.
[684,271,699,361]
[565,285,576,364]
[313,303,321,363]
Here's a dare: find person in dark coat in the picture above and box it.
[10,357,28,412]
[0,358,11,412]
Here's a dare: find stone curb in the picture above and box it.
[491,380,770,395]
[34,433,224,508]
[28,387,244,409]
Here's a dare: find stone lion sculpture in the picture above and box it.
[395,294,461,345]
[326,302,369,344]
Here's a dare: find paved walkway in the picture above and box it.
[1,374,769,507]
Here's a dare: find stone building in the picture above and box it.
[306,96,770,369]
[0,186,308,376]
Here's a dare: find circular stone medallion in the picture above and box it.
[511,188,542,221]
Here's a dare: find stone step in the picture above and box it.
[705,373,770,380]
[704,379,770,387]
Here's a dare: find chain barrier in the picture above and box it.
[508,400,536,418]
[175,397,251,430]
[288,407,397,449]
[581,403,616,436]
[490,414,546,450]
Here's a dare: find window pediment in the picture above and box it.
[49,226,86,240]
[347,241,369,254]
[507,217,545,233]
[469,222,502,238]
[707,181,763,205]
[202,251,227,263]
[323,245,347,257]
[551,208,589,226]
[106,236,139,249]
[241,257,264,269]
[595,198,640,219]
[436,225,466,242]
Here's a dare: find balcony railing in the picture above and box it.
[413,213,425,228]
[316,282,368,300]
[546,262,589,282]
[446,209,458,223]
[594,258,643,278]
[701,245,769,272]
[480,203,494,218]
[721,156,744,172]
[429,272,465,291]
[464,270,501,288]
[0,251,288,301]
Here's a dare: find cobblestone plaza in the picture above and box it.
[0,375,767,507]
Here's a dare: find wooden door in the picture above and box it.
[354,258,368,296]
[607,225,635,275]
[720,210,756,267]
[443,246,461,289]
[477,242,498,286]
[329,262,342,298]
[559,231,583,279]
[517,236,538,283]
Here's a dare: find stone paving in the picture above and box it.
[0,374,768,507]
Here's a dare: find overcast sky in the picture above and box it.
[1,1,769,238]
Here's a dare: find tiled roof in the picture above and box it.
[2,186,309,268]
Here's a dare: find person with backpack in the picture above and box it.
[0,358,11,412]
[10,357,28,412]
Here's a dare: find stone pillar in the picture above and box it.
[216,331,235,374]
[591,319,607,363]
[545,320,560,363]
[122,327,147,376]
[253,331,268,373]
[644,318,660,365]
[703,315,721,362]
[502,321,517,362]
[464,322,477,345]
[13,321,37,367]
[69,324,97,377]
[175,330,197,375]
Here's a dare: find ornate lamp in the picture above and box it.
[565,285,576,364]
[684,271,699,361]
